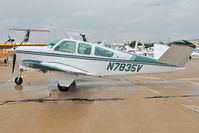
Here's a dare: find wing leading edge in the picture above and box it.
[21,60,88,75]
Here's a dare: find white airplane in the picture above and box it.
[124,41,153,57]
[11,37,195,92]
[191,48,199,56]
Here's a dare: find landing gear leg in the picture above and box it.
[15,69,23,85]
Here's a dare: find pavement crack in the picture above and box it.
[146,94,199,99]
[0,98,125,106]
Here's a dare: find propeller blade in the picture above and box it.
[4,40,8,44]
[12,53,16,74]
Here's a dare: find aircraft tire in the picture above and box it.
[15,77,23,85]
[58,84,70,92]
[4,58,8,63]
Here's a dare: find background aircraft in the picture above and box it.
[9,28,50,44]
[191,48,199,56]
[0,28,49,63]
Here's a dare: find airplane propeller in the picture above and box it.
[4,35,15,44]
[12,53,16,74]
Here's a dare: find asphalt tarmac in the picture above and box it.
[0,56,199,133]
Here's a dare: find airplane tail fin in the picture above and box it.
[158,40,195,67]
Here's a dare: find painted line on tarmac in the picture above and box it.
[141,86,160,95]
[7,76,16,82]
[120,76,160,95]
[187,80,199,88]
[146,95,199,114]
[182,104,199,114]
[0,75,17,86]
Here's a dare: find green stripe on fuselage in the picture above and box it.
[16,50,174,67]
[121,51,157,64]
[22,60,66,72]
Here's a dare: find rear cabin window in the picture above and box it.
[78,43,91,55]
[94,46,114,57]
[54,41,76,53]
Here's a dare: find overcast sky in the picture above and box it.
[0,0,199,43]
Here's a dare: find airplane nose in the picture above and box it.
[8,47,16,54]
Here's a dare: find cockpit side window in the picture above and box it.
[78,43,91,55]
[94,46,114,57]
[54,41,76,53]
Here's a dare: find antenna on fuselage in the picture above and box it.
[9,28,50,44]
[80,34,87,42]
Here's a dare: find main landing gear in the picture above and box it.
[14,70,76,92]
[55,72,77,92]
[14,69,23,85]
[57,84,70,92]
[57,81,75,92]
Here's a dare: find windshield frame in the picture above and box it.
[46,39,62,48]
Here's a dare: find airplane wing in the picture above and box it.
[0,44,46,49]
[0,44,14,49]
[21,60,88,75]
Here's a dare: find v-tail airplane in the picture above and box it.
[11,36,195,92]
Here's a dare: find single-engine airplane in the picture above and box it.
[11,36,195,92]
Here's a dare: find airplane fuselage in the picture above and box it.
[15,39,183,76]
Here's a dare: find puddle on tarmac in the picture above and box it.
[76,81,132,87]
[12,80,135,93]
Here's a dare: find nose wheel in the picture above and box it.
[14,69,23,85]
[15,77,23,85]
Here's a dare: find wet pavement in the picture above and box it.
[0,57,199,133]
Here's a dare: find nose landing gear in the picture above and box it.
[15,77,23,85]
[14,69,23,85]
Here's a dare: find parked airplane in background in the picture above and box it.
[124,41,154,57]
[191,48,199,56]
[9,28,50,44]
[0,29,49,63]
[11,35,195,92]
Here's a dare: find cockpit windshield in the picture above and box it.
[46,39,62,48]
